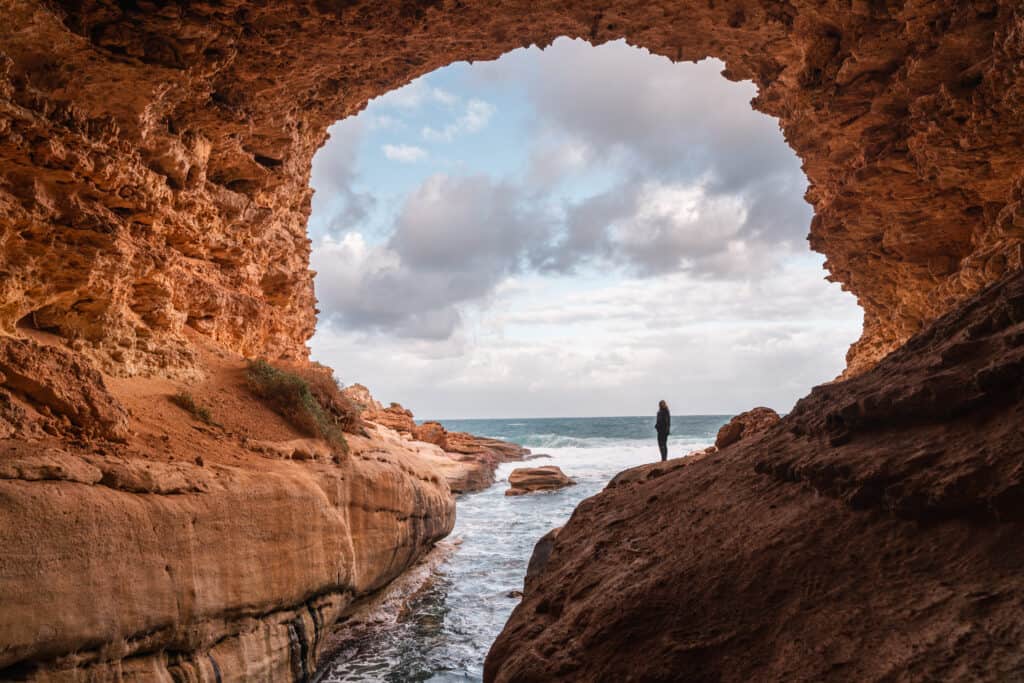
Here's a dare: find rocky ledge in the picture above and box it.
[0,334,458,681]
[343,384,529,493]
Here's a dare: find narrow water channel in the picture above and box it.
[321,416,726,682]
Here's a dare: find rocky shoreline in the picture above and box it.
[342,383,531,494]
[486,270,1024,681]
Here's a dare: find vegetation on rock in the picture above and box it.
[245,359,358,454]
[169,391,217,426]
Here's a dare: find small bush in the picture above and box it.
[245,359,352,455]
[169,391,217,425]
[288,362,362,434]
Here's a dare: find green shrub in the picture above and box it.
[245,359,352,455]
[169,391,217,425]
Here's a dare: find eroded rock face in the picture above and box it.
[1,1,1023,681]
[0,336,130,441]
[0,441,453,680]
[0,343,456,681]
[485,268,1024,682]
[1,2,1023,376]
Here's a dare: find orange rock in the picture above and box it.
[505,466,575,496]
[349,387,529,493]
[1,0,1022,377]
[0,1,1022,680]
[413,420,449,449]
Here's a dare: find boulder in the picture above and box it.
[505,466,575,496]
[714,407,780,450]
[413,420,449,449]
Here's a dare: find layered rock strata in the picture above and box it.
[0,1,1023,681]
[486,268,1024,682]
[0,335,455,681]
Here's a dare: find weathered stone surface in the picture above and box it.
[2,1,1023,377]
[1,1,1023,681]
[0,336,130,441]
[505,466,575,496]
[714,406,781,449]
[0,344,455,681]
[524,526,561,592]
[485,268,1024,682]
[0,441,454,680]
[412,420,449,450]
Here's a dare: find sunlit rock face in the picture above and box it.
[1,1,1022,377]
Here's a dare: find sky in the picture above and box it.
[307,38,863,419]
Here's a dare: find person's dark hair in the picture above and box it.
[659,400,668,410]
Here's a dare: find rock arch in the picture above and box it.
[1,1,1023,681]
[1,1,1021,378]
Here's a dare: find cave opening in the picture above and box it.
[305,38,862,679]
[3,3,1021,680]
[306,37,862,421]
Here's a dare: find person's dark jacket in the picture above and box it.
[656,407,670,436]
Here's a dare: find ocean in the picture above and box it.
[319,415,730,682]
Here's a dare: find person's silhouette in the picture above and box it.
[655,400,670,462]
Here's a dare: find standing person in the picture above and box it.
[655,400,671,462]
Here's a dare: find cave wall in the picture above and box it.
[1,0,1022,376]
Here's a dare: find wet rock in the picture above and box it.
[505,466,575,496]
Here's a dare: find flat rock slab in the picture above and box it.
[505,466,575,496]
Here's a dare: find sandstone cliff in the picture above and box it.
[0,332,456,681]
[1,1,1022,379]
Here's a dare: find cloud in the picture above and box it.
[383,80,459,109]
[313,174,549,339]
[483,37,811,272]
[611,182,749,273]
[307,38,862,418]
[311,259,862,417]
[312,40,818,338]
[422,99,496,142]
[382,143,428,162]
[309,118,375,235]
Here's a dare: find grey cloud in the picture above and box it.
[512,39,811,274]
[314,174,549,339]
[310,118,375,233]
[523,39,800,187]
[312,38,820,341]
